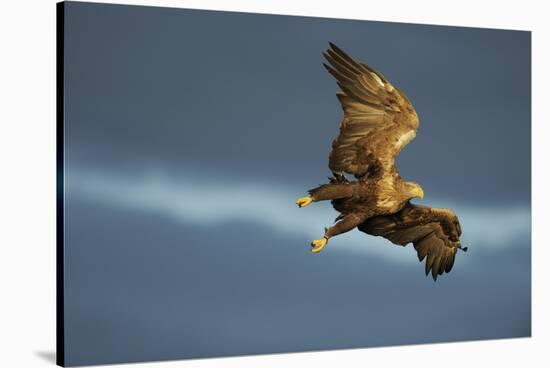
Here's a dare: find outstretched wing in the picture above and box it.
[323,43,419,178]
[358,203,465,281]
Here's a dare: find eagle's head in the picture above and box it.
[405,182,424,200]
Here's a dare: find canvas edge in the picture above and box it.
[56,1,66,367]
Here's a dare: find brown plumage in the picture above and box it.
[358,204,466,281]
[296,43,465,281]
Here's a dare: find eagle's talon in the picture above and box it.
[296,196,313,208]
[310,237,328,253]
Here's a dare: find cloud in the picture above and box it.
[66,166,531,262]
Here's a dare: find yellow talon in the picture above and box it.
[310,237,328,253]
[296,196,313,208]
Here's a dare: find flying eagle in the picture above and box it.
[295,43,466,280]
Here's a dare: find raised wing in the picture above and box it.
[357,203,466,281]
[323,43,419,178]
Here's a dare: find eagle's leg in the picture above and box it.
[311,213,369,253]
[296,183,356,208]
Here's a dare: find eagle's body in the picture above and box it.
[296,43,465,281]
[311,173,413,217]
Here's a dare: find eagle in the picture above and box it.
[295,43,466,281]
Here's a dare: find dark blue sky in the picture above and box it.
[62,2,531,366]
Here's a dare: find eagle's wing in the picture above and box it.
[357,203,465,281]
[323,43,419,178]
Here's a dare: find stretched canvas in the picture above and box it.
[57,1,531,366]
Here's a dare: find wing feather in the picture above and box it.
[358,203,465,281]
[324,43,419,177]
